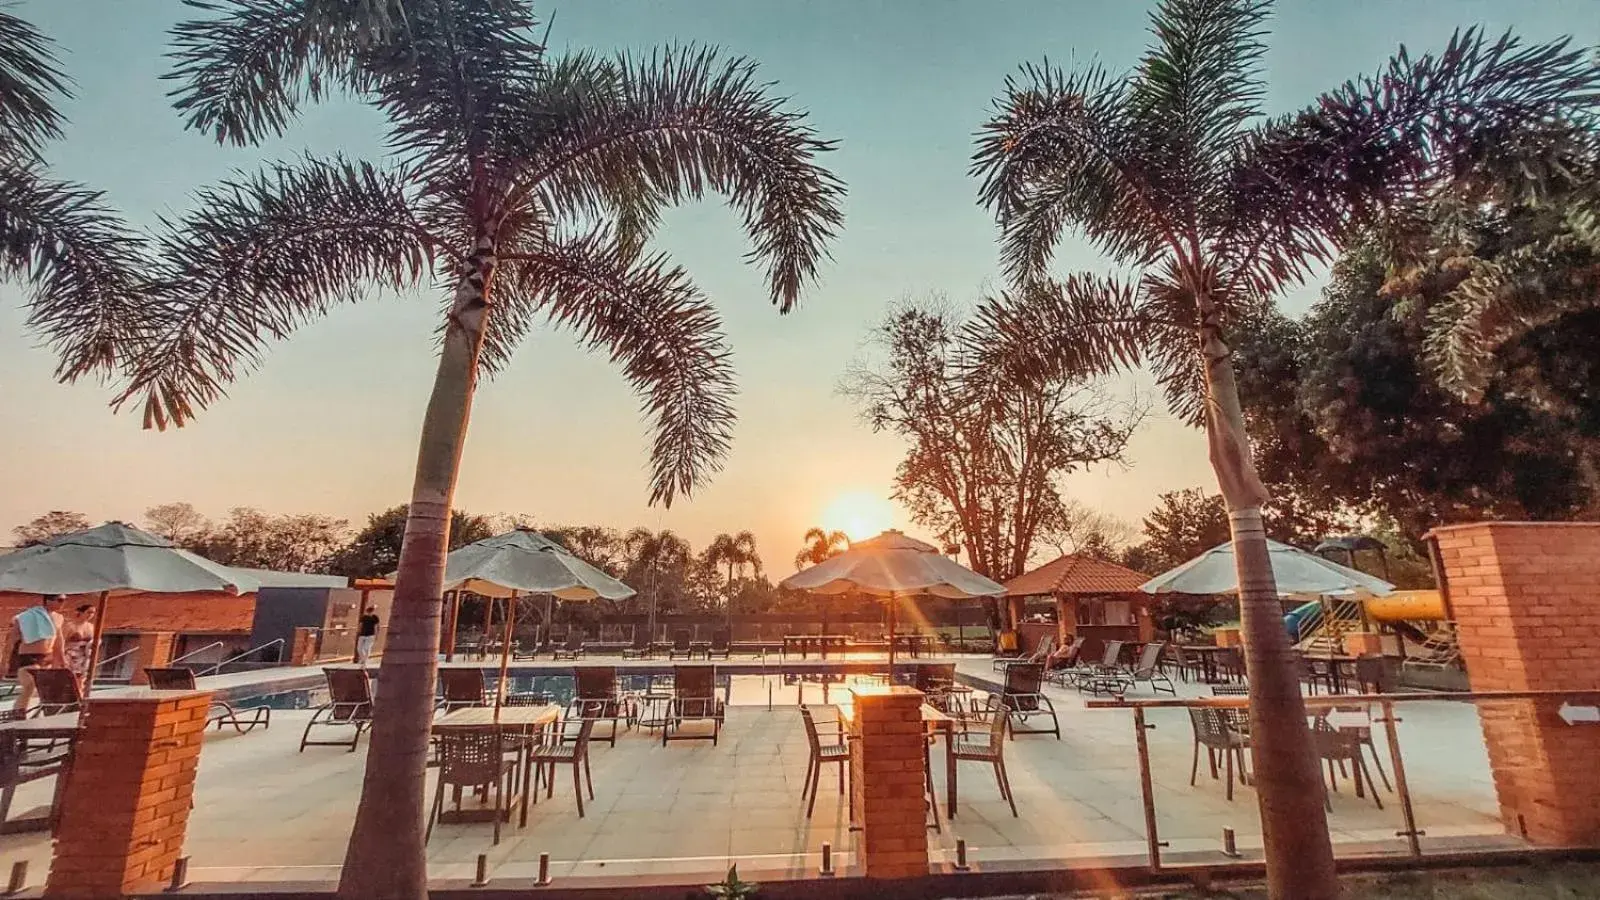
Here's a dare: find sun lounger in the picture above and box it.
[144,667,270,733]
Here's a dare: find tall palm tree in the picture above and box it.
[793,525,848,569]
[0,10,145,383]
[969,2,1599,896]
[705,530,760,619]
[137,3,843,897]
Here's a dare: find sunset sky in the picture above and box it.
[2,0,1594,565]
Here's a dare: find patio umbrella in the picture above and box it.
[1140,539,1394,597]
[780,530,1006,670]
[429,529,634,717]
[0,522,258,693]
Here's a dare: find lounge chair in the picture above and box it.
[706,629,732,660]
[1066,640,1125,691]
[992,663,1059,739]
[992,634,1053,672]
[551,629,586,661]
[1402,623,1461,672]
[1121,642,1176,696]
[952,700,1018,817]
[664,665,724,745]
[620,629,653,660]
[666,630,695,661]
[1044,637,1087,686]
[28,668,81,717]
[570,666,627,747]
[437,667,492,712]
[144,667,270,733]
[299,667,373,752]
[798,706,850,818]
[427,730,517,845]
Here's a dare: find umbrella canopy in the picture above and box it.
[780,530,1006,599]
[1141,539,1394,596]
[435,529,635,601]
[0,522,257,596]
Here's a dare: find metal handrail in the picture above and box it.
[168,640,226,666]
[199,638,285,676]
[92,646,139,672]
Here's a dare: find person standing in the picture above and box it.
[355,605,380,666]
[8,594,67,712]
[62,604,98,693]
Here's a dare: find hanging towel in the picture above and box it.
[14,606,57,643]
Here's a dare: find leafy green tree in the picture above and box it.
[199,507,349,572]
[130,3,842,895]
[1121,489,1231,574]
[10,510,92,547]
[326,504,496,578]
[968,0,1600,890]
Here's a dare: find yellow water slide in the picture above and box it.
[1363,589,1446,623]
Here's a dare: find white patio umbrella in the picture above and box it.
[0,522,258,692]
[422,529,634,715]
[1140,539,1395,596]
[780,530,1006,670]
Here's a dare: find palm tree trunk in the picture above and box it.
[1201,319,1338,900]
[338,235,497,900]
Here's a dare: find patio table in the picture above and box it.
[433,705,561,828]
[0,713,80,834]
[1181,645,1233,684]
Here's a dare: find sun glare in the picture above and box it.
[820,491,895,542]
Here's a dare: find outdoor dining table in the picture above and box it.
[432,705,561,828]
[1181,645,1235,684]
[1304,653,1360,694]
[0,713,80,834]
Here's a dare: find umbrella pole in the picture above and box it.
[887,593,897,677]
[496,592,517,721]
[443,591,459,663]
[83,590,109,696]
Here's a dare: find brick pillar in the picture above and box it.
[1431,522,1600,845]
[847,685,929,878]
[290,627,320,666]
[46,692,212,898]
[128,632,176,685]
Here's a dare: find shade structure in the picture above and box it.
[1140,539,1394,596]
[780,530,1005,670]
[438,530,635,601]
[0,522,258,695]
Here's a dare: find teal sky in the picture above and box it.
[2,1,1595,563]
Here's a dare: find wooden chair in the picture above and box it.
[571,666,626,747]
[300,668,373,752]
[551,629,586,661]
[437,667,493,712]
[28,669,81,717]
[798,706,850,818]
[427,730,516,845]
[952,700,1018,817]
[666,630,695,660]
[993,663,1059,739]
[145,667,270,733]
[530,717,597,817]
[1188,706,1251,801]
[664,665,724,746]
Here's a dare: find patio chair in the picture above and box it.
[1189,707,1250,801]
[664,665,725,746]
[299,668,374,752]
[144,667,270,733]
[28,668,82,717]
[1124,642,1176,695]
[666,629,695,661]
[952,700,1018,817]
[1043,637,1086,683]
[1299,654,1338,694]
[1069,640,1127,694]
[551,629,586,661]
[991,663,1059,740]
[438,667,493,712]
[1168,644,1204,683]
[620,629,653,660]
[570,666,627,747]
[0,709,71,829]
[992,634,1053,672]
[1311,716,1383,810]
[530,717,597,817]
[798,706,850,818]
[1401,622,1461,672]
[501,691,553,706]
[1352,656,1387,694]
[1215,646,1246,683]
[706,629,732,660]
[427,730,516,845]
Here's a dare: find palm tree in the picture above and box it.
[705,530,761,619]
[793,525,848,569]
[136,4,843,897]
[0,10,145,384]
[969,2,1599,895]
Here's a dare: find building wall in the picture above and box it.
[0,591,255,674]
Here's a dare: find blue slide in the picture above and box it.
[1283,600,1321,640]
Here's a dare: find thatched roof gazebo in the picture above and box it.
[1003,554,1154,659]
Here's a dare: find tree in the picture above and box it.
[326,505,496,578]
[11,511,92,547]
[0,10,146,391]
[793,527,848,570]
[143,502,211,546]
[703,531,761,612]
[134,4,842,895]
[199,507,349,572]
[843,300,1143,630]
[969,2,1600,892]
[1123,489,1232,574]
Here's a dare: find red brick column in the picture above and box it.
[847,685,929,878]
[46,691,212,898]
[128,632,176,685]
[1431,522,1600,845]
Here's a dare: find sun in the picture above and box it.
[820,491,896,542]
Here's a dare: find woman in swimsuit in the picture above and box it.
[62,604,97,692]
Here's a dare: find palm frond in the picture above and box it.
[0,163,149,381]
[1127,0,1269,228]
[973,60,1170,282]
[510,46,844,312]
[1220,27,1600,296]
[117,156,432,429]
[965,273,1167,388]
[495,228,735,507]
[0,8,67,159]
